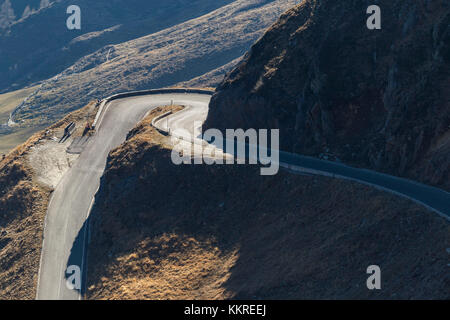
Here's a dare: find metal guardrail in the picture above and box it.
[92,88,214,130]
[89,87,450,220]
[151,111,173,136]
[151,105,210,148]
[65,122,75,133]
[59,122,76,143]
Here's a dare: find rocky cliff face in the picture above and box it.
[205,0,450,190]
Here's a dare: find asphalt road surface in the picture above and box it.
[36,91,450,300]
[36,93,211,300]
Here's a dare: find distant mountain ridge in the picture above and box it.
[0,0,51,29]
[6,0,301,126]
[0,0,234,92]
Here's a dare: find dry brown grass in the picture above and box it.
[86,109,450,300]
[90,234,238,300]
[0,101,98,299]
[124,105,184,149]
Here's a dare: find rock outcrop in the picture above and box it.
[205,0,450,190]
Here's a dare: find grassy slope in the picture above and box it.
[0,0,235,92]
[0,137,51,299]
[0,86,37,124]
[86,110,450,300]
[0,86,40,155]
[0,101,97,299]
[1,0,299,156]
[12,0,299,124]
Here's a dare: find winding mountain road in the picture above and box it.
[36,90,450,300]
[36,91,211,300]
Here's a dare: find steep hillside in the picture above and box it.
[2,0,301,154]
[0,0,234,92]
[86,109,449,300]
[0,139,50,299]
[0,86,39,155]
[0,101,96,299]
[205,0,450,190]
[1,0,48,26]
[176,57,243,89]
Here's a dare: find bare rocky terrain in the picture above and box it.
[205,0,450,190]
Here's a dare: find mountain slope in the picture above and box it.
[0,101,96,299]
[3,0,301,139]
[205,0,450,190]
[3,0,47,24]
[86,109,450,299]
[0,0,234,92]
[1,0,300,155]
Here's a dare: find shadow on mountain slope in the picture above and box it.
[205,0,450,191]
[84,110,450,300]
